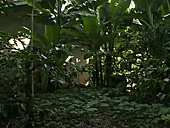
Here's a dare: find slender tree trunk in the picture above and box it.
[25,1,35,127]
[25,61,34,128]
[99,55,104,86]
[94,52,99,87]
[167,0,170,12]
[105,50,112,87]
[105,22,113,87]
[92,70,96,87]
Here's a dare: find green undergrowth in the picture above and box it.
[32,88,170,128]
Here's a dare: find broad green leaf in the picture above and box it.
[126,107,134,111]
[18,26,31,35]
[161,114,170,120]
[20,0,49,13]
[70,110,79,114]
[60,28,85,39]
[44,24,60,44]
[119,101,130,106]
[82,16,99,40]
[87,100,99,106]
[100,103,110,107]
[110,0,131,17]
[97,3,112,21]
[134,0,147,9]
[70,11,95,17]
[134,0,163,12]
[85,107,98,112]
[158,107,170,115]
[136,103,150,108]
[134,0,163,27]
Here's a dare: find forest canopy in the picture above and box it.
[0,0,170,127]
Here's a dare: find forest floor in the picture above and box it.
[4,87,170,128]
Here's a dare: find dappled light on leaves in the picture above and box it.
[0,0,170,127]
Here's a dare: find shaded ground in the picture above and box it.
[1,87,170,128]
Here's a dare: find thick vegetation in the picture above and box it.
[0,0,170,128]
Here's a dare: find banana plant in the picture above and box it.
[61,0,133,87]
[23,0,65,122]
[133,0,170,28]
[97,0,132,87]
[132,0,170,57]
[123,0,170,101]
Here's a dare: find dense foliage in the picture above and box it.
[0,0,170,127]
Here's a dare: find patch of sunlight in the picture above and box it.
[117,57,122,61]
[132,19,142,26]
[132,83,137,87]
[65,55,74,62]
[9,37,30,51]
[108,0,135,8]
[125,26,131,32]
[76,58,81,63]
[129,0,135,9]
[61,0,71,11]
[124,71,131,75]
[122,49,134,58]
[131,64,138,69]
[74,72,89,86]
[127,83,136,92]
[136,53,142,57]
[137,58,141,63]
[127,0,135,13]
[127,84,131,88]
[164,78,169,82]
[112,72,123,75]
[65,46,90,86]
[114,2,118,6]
[85,58,89,64]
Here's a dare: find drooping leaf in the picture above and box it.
[110,0,131,17]
[82,15,99,40]
[100,103,110,107]
[44,24,60,44]
[60,28,85,39]
[85,107,98,112]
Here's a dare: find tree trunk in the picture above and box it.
[94,52,99,87]
[25,62,34,128]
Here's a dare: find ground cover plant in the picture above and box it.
[2,87,170,128]
[0,0,170,128]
